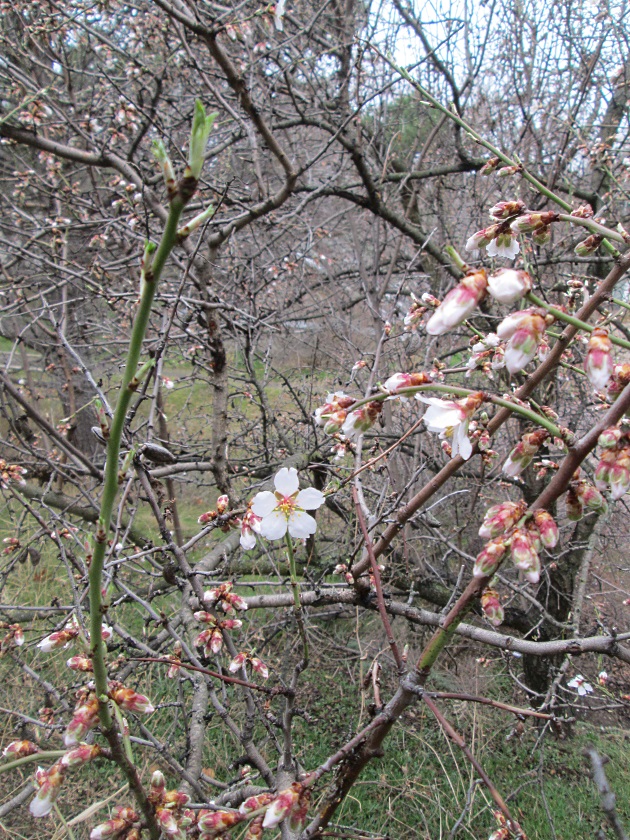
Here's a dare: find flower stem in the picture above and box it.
[285,533,309,664]
[526,292,630,351]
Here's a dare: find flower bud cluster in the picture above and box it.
[193,611,243,656]
[314,391,356,434]
[502,430,550,477]
[594,426,630,501]
[229,651,269,679]
[203,582,248,614]
[0,458,27,487]
[605,363,630,404]
[474,506,558,584]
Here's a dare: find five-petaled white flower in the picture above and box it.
[251,468,325,540]
[567,674,593,696]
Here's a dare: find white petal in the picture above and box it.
[274,467,299,496]
[251,491,278,517]
[296,488,325,510]
[458,434,473,461]
[287,510,317,539]
[259,511,288,540]
[240,530,256,550]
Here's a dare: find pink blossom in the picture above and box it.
[567,674,593,696]
[418,392,484,461]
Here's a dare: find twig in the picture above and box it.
[585,748,629,840]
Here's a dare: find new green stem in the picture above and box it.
[526,292,630,351]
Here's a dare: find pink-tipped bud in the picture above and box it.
[497,165,522,177]
[598,427,624,449]
[3,740,40,757]
[29,762,65,818]
[155,807,180,837]
[481,589,504,626]
[503,430,549,477]
[425,270,488,335]
[479,500,526,539]
[216,494,229,514]
[575,480,608,514]
[240,793,275,814]
[149,770,166,800]
[67,655,93,672]
[510,529,541,583]
[487,268,532,305]
[532,510,559,548]
[109,684,155,715]
[60,743,101,768]
[198,808,244,834]
[383,371,432,393]
[262,784,302,829]
[64,696,99,746]
[480,156,501,175]
[509,211,558,233]
[500,311,548,374]
[473,538,508,577]
[575,234,603,256]
[585,328,613,390]
[489,200,527,220]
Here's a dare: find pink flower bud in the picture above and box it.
[598,427,624,449]
[481,589,504,626]
[156,807,180,837]
[383,371,432,393]
[499,310,548,374]
[64,696,100,746]
[585,327,613,390]
[503,430,549,477]
[532,510,559,548]
[198,808,244,834]
[473,538,508,577]
[489,200,527,220]
[3,740,40,757]
[29,762,65,818]
[575,234,603,256]
[480,156,501,175]
[240,792,275,814]
[67,655,93,671]
[575,480,608,514]
[479,501,526,539]
[216,494,229,514]
[109,684,155,715]
[509,211,558,233]
[426,271,488,335]
[262,784,302,829]
[60,743,102,768]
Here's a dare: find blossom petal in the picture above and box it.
[287,510,317,539]
[259,511,288,540]
[295,488,325,510]
[240,530,257,550]
[251,491,278,517]
[274,467,300,496]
